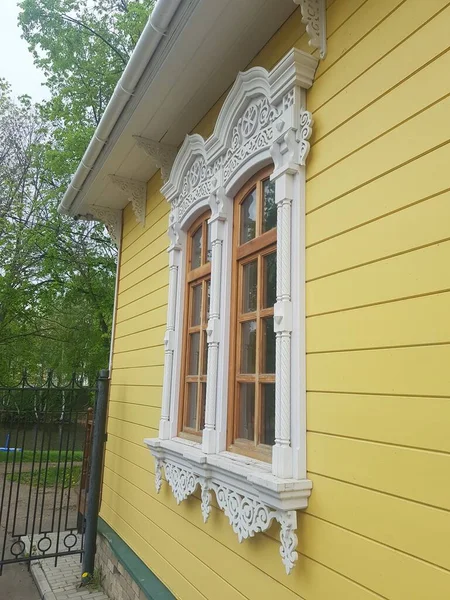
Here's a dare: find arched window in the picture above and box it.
[228,166,276,460]
[179,212,211,438]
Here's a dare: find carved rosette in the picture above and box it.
[223,96,280,183]
[154,460,299,574]
[176,157,213,222]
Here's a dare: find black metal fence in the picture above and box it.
[0,372,97,573]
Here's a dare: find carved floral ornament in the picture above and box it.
[147,48,319,574]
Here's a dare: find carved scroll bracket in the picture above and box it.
[134,136,177,183]
[109,175,146,225]
[79,205,122,247]
[294,0,327,59]
[153,458,300,575]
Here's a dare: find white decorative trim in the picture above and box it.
[148,448,307,575]
[133,136,177,183]
[148,48,318,573]
[109,175,146,225]
[294,0,327,59]
[79,205,122,247]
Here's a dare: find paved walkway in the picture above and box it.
[26,533,109,600]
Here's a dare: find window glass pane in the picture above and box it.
[263,252,276,308]
[200,383,207,430]
[191,284,202,326]
[205,279,211,322]
[261,383,275,446]
[262,178,276,232]
[188,332,200,375]
[237,383,255,441]
[186,383,198,429]
[240,320,257,374]
[206,222,212,262]
[242,260,257,313]
[191,226,202,269]
[262,316,275,374]
[202,333,208,375]
[240,189,256,244]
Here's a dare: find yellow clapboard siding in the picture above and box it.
[113,326,166,353]
[309,49,450,180]
[106,433,154,474]
[119,250,168,294]
[306,141,450,246]
[108,401,160,431]
[309,0,448,112]
[99,503,207,600]
[112,346,164,370]
[115,305,167,339]
[106,415,157,445]
[103,454,386,600]
[101,475,276,600]
[306,472,450,571]
[308,344,450,397]
[121,204,169,264]
[307,431,450,510]
[307,291,450,352]
[110,365,164,387]
[121,230,168,279]
[307,93,450,212]
[307,239,450,314]
[308,190,450,279]
[313,0,404,82]
[325,0,366,37]
[307,391,450,453]
[116,284,168,324]
[312,6,450,144]
[104,451,450,600]
[117,267,168,309]
[298,511,450,600]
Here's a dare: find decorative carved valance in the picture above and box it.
[133,136,177,183]
[294,0,327,58]
[79,205,122,247]
[109,175,146,225]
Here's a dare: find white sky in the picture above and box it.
[0,0,49,101]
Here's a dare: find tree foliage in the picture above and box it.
[0,1,155,385]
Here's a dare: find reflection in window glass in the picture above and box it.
[263,252,276,308]
[191,226,202,269]
[262,178,276,232]
[262,316,275,374]
[238,383,255,440]
[261,383,275,445]
[186,382,198,429]
[240,321,257,374]
[191,284,202,326]
[188,332,200,375]
[242,260,257,313]
[240,189,256,244]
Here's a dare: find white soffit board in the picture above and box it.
[77,0,298,213]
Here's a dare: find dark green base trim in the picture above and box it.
[98,517,175,600]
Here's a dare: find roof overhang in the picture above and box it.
[59,0,325,220]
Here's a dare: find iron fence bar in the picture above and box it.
[82,369,109,580]
[64,411,79,531]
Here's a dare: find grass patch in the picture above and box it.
[0,450,83,463]
[7,465,82,488]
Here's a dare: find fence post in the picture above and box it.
[82,368,109,581]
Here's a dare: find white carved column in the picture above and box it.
[202,186,229,454]
[159,217,181,439]
[272,172,295,478]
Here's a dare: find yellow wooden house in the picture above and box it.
[60,0,450,598]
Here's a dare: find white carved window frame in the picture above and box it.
[146,49,318,574]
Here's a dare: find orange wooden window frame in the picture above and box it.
[178,211,211,440]
[227,165,276,461]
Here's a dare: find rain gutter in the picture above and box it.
[58,0,184,215]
